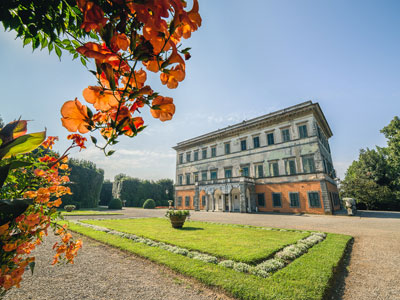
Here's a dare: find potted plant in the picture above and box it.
[165,209,190,228]
[64,205,76,212]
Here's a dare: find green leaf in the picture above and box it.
[0,131,46,160]
[0,161,33,189]
[0,198,33,226]
[90,136,97,144]
[107,150,115,156]
[54,45,62,59]
[29,262,35,275]
[48,42,54,53]
[80,57,87,67]
[23,38,31,47]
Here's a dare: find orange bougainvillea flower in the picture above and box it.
[82,86,120,111]
[42,136,59,149]
[150,96,175,121]
[67,134,87,150]
[142,58,163,73]
[110,33,130,51]
[59,164,69,170]
[77,0,108,32]
[76,42,119,64]
[3,242,18,252]
[61,99,90,134]
[122,117,144,136]
[122,69,147,89]
[0,223,9,235]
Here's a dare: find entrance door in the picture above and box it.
[233,194,240,211]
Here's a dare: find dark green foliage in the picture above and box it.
[99,180,113,206]
[143,199,156,209]
[62,159,104,209]
[108,198,122,209]
[113,174,173,207]
[341,116,400,211]
[0,0,89,62]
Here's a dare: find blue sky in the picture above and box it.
[1,0,399,181]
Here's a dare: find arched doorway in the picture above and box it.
[231,188,240,212]
[214,189,222,211]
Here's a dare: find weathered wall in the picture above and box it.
[255,181,326,214]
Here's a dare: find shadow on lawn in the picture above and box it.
[178,227,204,231]
[325,238,354,300]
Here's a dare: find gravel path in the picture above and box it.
[5,208,400,300]
[5,231,233,300]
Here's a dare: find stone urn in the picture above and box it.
[169,215,187,228]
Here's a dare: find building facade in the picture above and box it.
[173,101,340,214]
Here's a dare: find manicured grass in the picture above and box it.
[66,221,352,300]
[82,218,309,263]
[61,210,123,216]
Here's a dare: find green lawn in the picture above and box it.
[61,210,123,216]
[66,220,352,300]
[82,218,309,263]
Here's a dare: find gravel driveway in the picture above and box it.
[5,208,400,300]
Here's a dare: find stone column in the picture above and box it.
[210,193,215,211]
[228,192,232,212]
[222,194,226,212]
[239,183,246,213]
[205,193,209,211]
[194,184,200,211]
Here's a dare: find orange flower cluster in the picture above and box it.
[60,0,201,152]
[0,138,81,292]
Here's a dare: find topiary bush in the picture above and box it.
[64,205,76,212]
[108,198,122,209]
[143,199,156,209]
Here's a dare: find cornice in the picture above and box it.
[173,101,332,151]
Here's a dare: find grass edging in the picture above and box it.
[66,221,352,300]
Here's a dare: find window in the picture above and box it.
[225,169,232,178]
[289,192,300,207]
[178,175,183,185]
[186,152,191,162]
[281,128,290,142]
[225,143,230,154]
[285,159,296,175]
[242,166,249,177]
[186,173,190,185]
[202,148,207,159]
[269,161,279,176]
[267,133,274,145]
[240,139,247,151]
[332,193,340,206]
[210,170,217,180]
[179,154,183,164]
[201,195,206,206]
[201,171,207,181]
[272,193,282,207]
[185,196,190,207]
[257,164,263,178]
[257,193,265,206]
[177,197,182,206]
[194,151,199,161]
[308,192,321,208]
[298,124,308,138]
[211,146,216,157]
[194,172,199,182]
[302,155,315,173]
[253,136,260,148]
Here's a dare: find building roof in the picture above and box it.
[173,101,332,150]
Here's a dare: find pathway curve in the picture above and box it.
[6,208,400,300]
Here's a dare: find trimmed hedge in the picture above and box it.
[143,199,156,209]
[62,159,104,208]
[99,180,113,206]
[112,175,173,207]
[108,198,122,209]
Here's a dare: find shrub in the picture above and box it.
[143,199,156,209]
[165,209,190,217]
[64,205,76,212]
[108,198,122,209]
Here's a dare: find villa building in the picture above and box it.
[173,101,341,214]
